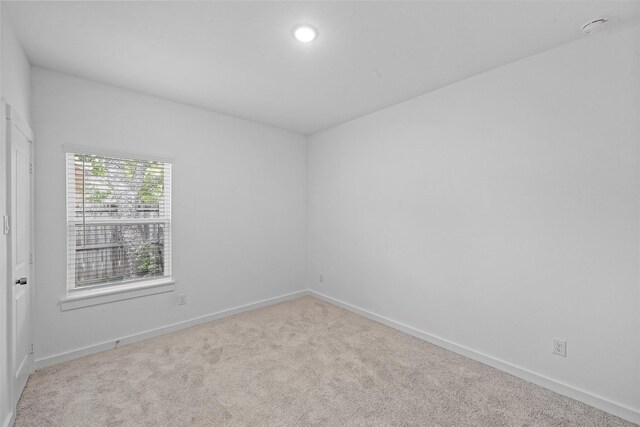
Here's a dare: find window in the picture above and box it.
[65,150,172,292]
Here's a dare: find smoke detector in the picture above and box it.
[581,17,609,35]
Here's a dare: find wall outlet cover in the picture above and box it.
[552,338,567,357]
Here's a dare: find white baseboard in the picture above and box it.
[36,290,310,369]
[309,290,640,425]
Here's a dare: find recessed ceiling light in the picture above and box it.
[293,25,318,43]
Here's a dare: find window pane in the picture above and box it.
[72,155,166,220]
[67,152,171,290]
[74,223,167,287]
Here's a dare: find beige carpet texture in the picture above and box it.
[15,296,635,426]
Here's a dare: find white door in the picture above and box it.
[8,105,34,402]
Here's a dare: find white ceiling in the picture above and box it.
[5,1,640,135]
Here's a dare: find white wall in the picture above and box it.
[308,26,640,417]
[0,9,6,427]
[2,9,30,123]
[32,67,307,362]
[0,7,31,427]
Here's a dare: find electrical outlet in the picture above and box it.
[178,294,187,305]
[319,274,324,283]
[552,338,566,357]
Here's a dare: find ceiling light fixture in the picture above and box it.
[293,24,318,43]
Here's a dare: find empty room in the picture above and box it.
[0,1,639,426]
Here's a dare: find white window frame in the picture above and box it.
[60,145,175,311]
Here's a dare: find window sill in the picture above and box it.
[59,278,176,311]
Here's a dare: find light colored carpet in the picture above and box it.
[15,296,635,426]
